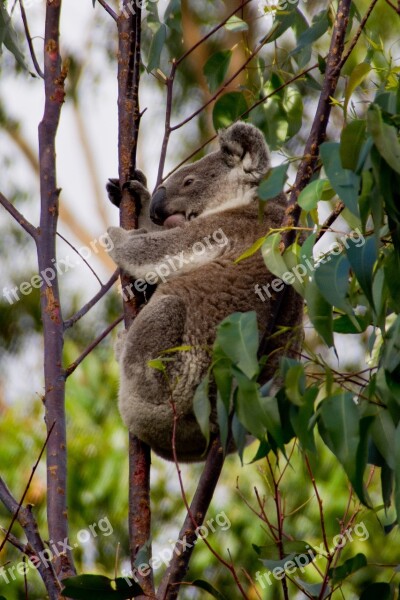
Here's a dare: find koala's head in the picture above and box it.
[150,122,270,228]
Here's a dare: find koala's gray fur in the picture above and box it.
[107,122,303,462]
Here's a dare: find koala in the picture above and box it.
[107,122,303,462]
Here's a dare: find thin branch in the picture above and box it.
[63,269,120,329]
[18,0,44,78]
[175,0,253,67]
[157,439,230,600]
[97,0,117,21]
[162,62,320,183]
[156,0,255,186]
[385,0,400,13]
[65,314,123,377]
[56,231,103,286]
[171,36,270,133]
[338,0,379,69]
[0,422,55,555]
[257,0,353,360]
[304,454,330,555]
[0,191,38,240]
[0,479,61,597]
[315,201,345,243]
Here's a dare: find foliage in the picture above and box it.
[1,0,400,599]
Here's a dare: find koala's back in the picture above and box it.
[153,197,301,375]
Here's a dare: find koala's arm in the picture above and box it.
[106,171,162,232]
[107,220,229,282]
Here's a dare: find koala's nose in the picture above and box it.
[150,187,168,224]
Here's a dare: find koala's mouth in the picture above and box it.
[163,213,187,228]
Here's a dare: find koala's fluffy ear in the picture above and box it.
[218,122,270,178]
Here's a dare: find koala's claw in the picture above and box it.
[106,170,149,208]
[107,178,121,207]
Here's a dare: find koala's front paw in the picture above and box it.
[106,178,121,207]
[123,179,151,207]
[106,170,149,209]
[106,226,146,275]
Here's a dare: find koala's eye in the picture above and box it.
[183,177,195,187]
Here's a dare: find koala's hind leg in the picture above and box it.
[118,295,190,452]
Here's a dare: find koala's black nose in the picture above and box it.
[150,187,168,224]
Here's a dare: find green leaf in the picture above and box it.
[290,10,330,59]
[285,364,306,406]
[224,15,248,32]
[395,423,400,524]
[329,553,367,583]
[232,411,248,462]
[214,312,259,379]
[344,63,372,118]
[190,579,228,600]
[0,4,29,71]
[146,23,167,72]
[193,374,211,447]
[320,142,360,215]
[212,92,248,130]
[367,104,400,174]
[259,395,284,449]
[370,408,396,470]
[380,315,400,374]
[61,575,144,600]
[235,235,266,263]
[305,280,334,347]
[314,252,353,316]
[359,583,392,600]
[163,0,181,32]
[340,120,367,171]
[203,50,232,93]
[283,86,303,138]
[295,578,331,599]
[346,234,377,309]
[258,164,289,201]
[262,233,304,295]
[333,314,370,334]
[290,387,318,453]
[234,373,266,440]
[147,358,167,373]
[319,393,371,505]
[298,179,331,211]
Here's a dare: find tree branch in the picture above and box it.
[65,315,123,377]
[157,440,226,600]
[315,201,345,243]
[258,0,353,359]
[97,0,118,21]
[0,431,61,600]
[338,0,379,69]
[18,0,44,78]
[162,62,320,183]
[63,269,120,329]
[0,421,55,555]
[0,191,38,240]
[155,0,253,186]
[37,0,74,579]
[117,3,154,597]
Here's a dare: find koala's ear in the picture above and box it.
[218,122,270,177]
